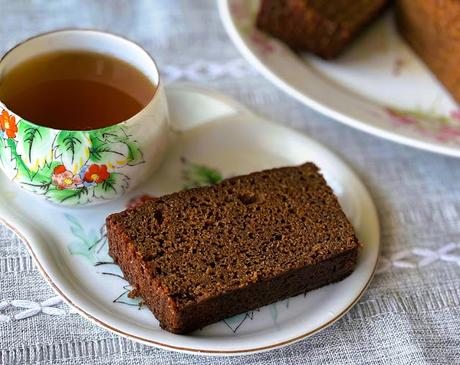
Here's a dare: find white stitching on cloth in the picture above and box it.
[0,255,36,273]
[0,338,146,364]
[0,296,67,322]
[376,242,460,274]
[160,59,255,83]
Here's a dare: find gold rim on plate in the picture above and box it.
[0,217,377,355]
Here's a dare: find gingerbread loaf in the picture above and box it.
[256,0,389,59]
[106,163,360,334]
[396,0,460,103]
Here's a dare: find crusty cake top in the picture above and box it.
[107,163,359,305]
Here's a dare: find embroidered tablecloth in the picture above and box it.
[1,1,459,364]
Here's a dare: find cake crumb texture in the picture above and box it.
[256,0,389,59]
[106,163,360,333]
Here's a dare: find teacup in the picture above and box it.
[0,30,168,206]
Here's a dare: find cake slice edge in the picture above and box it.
[106,212,359,333]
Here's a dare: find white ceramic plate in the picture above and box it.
[219,0,460,158]
[0,85,379,356]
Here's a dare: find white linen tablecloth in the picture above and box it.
[0,1,459,364]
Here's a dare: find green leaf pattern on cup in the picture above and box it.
[0,107,144,205]
[16,124,53,171]
[54,130,92,174]
[0,137,16,179]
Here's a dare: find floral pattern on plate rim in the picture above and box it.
[231,0,276,55]
[229,0,460,145]
[0,107,144,205]
[385,107,460,143]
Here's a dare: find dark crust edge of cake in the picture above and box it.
[256,0,390,59]
[107,217,358,334]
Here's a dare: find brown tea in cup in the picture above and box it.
[0,50,156,130]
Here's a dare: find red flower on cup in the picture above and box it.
[83,164,110,184]
[52,165,82,190]
[0,110,18,138]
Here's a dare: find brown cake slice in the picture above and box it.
[256,0,389,59]
[106,163,360,334]
[396,0,460,104]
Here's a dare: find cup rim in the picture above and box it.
[0,28,162,133]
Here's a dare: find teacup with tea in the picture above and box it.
[0,30,169,206]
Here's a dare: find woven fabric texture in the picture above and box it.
[0,1,459,364]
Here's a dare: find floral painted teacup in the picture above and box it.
[0,30,168,206]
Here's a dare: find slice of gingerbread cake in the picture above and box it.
[256,0,389,59]
[396,0,460,103]
[106,163,360,334]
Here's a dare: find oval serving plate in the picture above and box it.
[219,0,460,158]
[0,84,379,356]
